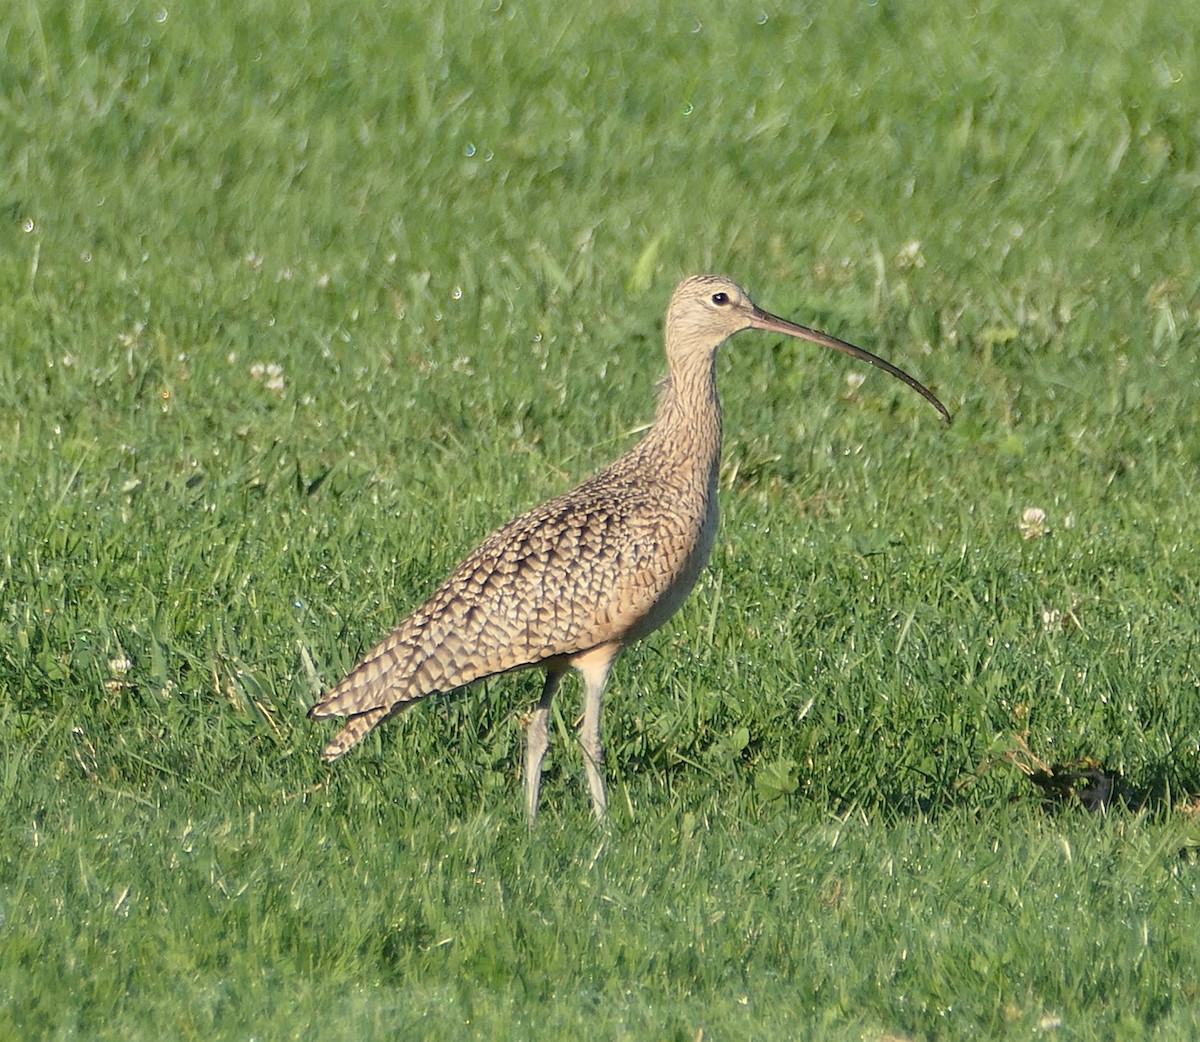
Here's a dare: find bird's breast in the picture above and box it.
[617,472,719,644]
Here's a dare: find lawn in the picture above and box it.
[2,0,1199,1038]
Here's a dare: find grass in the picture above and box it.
[2,0,1199,1037]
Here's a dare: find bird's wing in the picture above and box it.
[309,479,675,719]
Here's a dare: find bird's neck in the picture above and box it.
[643,354,723,489]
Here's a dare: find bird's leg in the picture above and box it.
[574,645,618,821]
[524,669,563,825]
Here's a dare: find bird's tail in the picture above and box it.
[309,632,425,759]
[316,704,397,761]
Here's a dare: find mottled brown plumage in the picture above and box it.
[309,275,949,821]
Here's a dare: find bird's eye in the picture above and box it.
[711,292,730,306]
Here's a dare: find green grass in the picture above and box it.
[2,0,1200,1038]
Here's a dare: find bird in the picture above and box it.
[309,275,950,822]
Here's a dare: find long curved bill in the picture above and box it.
[749,305,951,424]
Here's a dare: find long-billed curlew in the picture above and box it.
[309,275,950,821]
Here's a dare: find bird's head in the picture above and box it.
[663,274,950,423]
